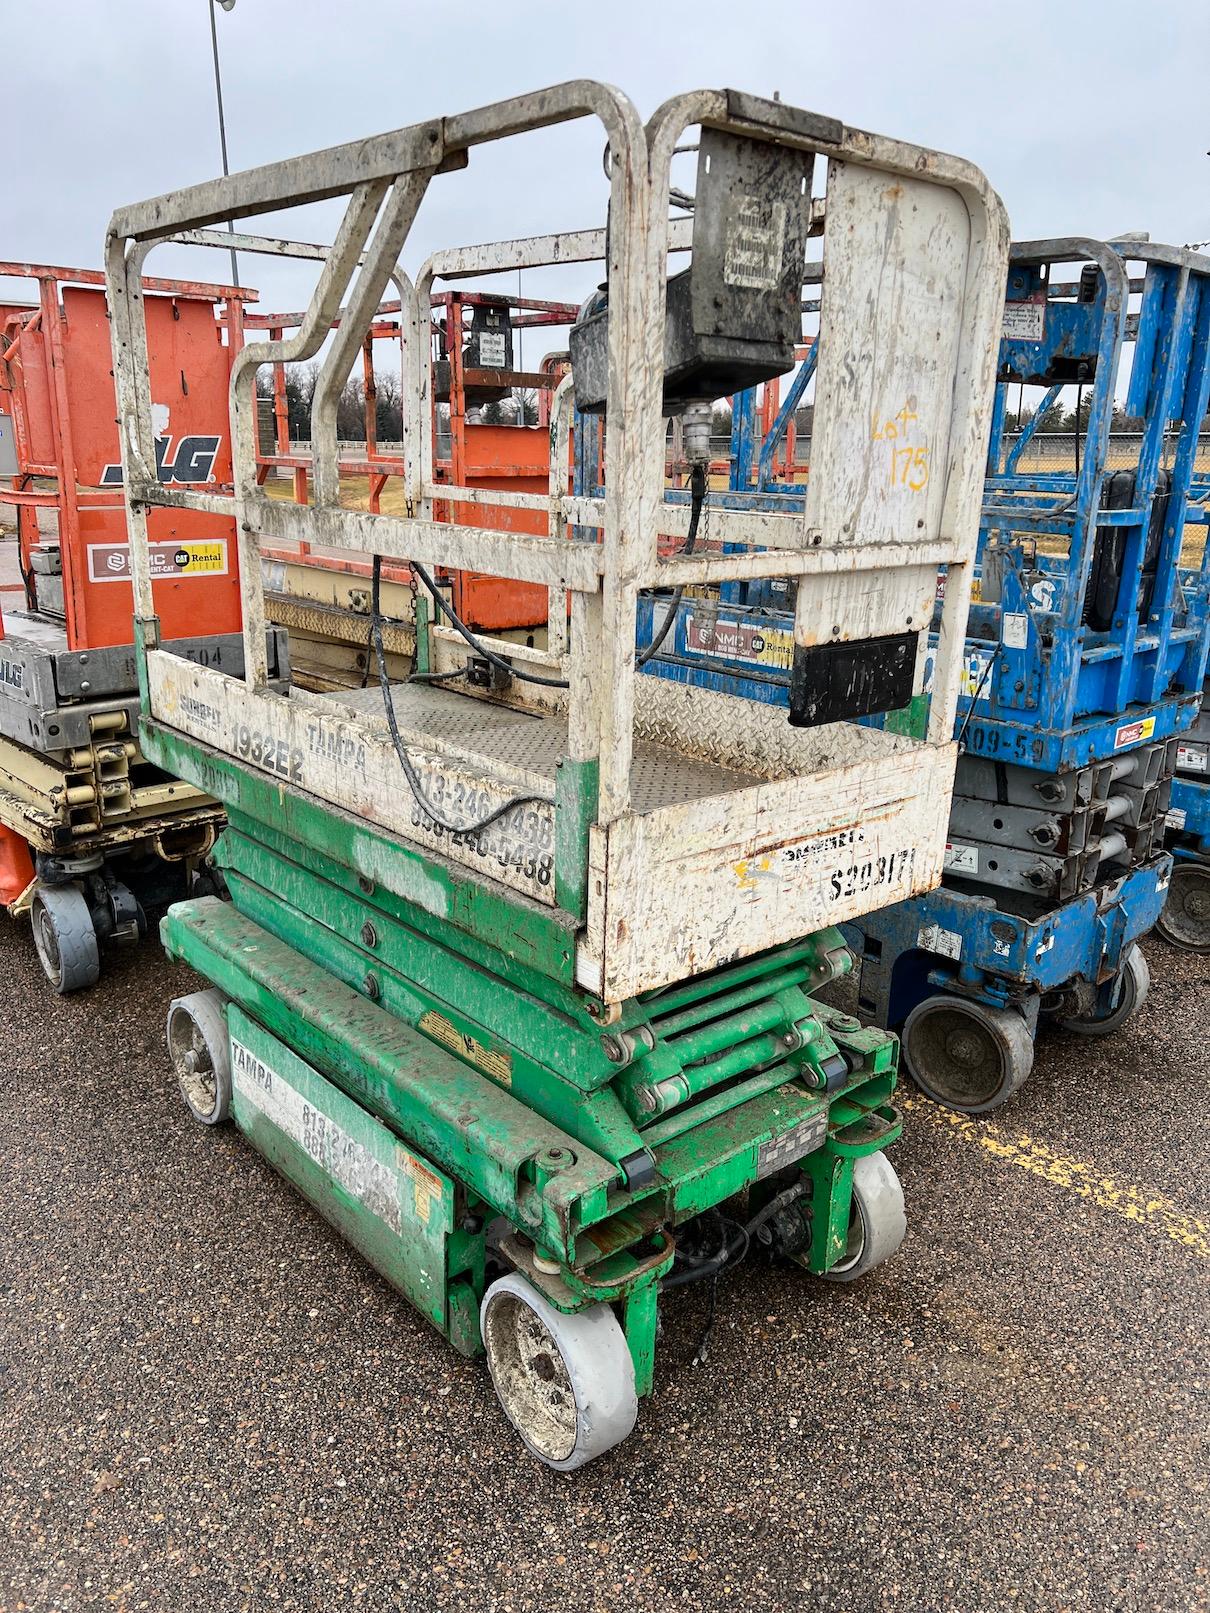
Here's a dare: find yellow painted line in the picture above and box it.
[901,1094,1210,1258]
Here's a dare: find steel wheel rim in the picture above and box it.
[33,902,62,980]
[831,1196,868,1273]
[910,1004,1008,1108]
[1082,962,1134,1025]
[483,1293,578,1462]
[1163,866,1210,950]
[168,1008,218,1115]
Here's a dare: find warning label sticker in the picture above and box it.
[724,195,788,291]
[477,330,507,368]
[1177,744,1208,774]
[418,1009,512,1088]
[88,539,229,584]
[1001,294,1046,343]
[1002,612,1029,650]
[917,923,962,961]
[756,1108,828,1179]
[959,648,995,703]
[944,842,979,874]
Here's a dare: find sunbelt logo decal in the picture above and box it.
[100,434,221,487]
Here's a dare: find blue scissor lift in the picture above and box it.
[625,238,1210,1112]
[1158,480,1210,951]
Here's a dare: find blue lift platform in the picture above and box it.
[625,237,1210,1111]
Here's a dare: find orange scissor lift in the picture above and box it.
[0,262,286,990]
[252,286,578,689]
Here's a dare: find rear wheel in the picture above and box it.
[480,1272,637,1471]
[30,885,100,994]
[166,990,232,1125]
[1057,944,1149,1038]
[902,993,1033,1114]
[1156,862,1210,953]
[815,1151,906,1283]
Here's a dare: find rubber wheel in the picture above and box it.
[1155,862,1210,953]
[817,1151,907,1283]
[166,990,232,1125]
[1057,944,1149,1038]
[30,885,100,994]
[480,1272,637,1471]
[902,993,1034,1114]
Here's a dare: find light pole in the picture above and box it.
[207,0,239,287]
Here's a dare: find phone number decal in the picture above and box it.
[407,763,554,889]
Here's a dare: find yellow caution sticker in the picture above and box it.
[397,1148,445,1226]
[419,1009,512,1088]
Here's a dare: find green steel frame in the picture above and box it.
[155,719,903,1393]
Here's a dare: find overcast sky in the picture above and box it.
[4,0,1207,319]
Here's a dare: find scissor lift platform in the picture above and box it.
[0,260,268,990]
[108,81,1008,1468]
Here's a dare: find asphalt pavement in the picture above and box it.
[1,920,1207,1613]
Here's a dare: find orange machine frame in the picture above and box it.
[0,262,252,650]
[250,288,580,635]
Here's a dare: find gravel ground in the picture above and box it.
[0,920,1207,1613]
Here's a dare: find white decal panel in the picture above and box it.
[149,652,556,904]
[724,195,788,291]
[917,923,962,961]
[477,330,507,368]
[584,742,953,1003]
[1001,296,1046,342]
[231,1037,406,1233]
[944,841,979,874]
[1002,612,1029,650]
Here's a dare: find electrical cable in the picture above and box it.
[372,452,707,830]
[954,644,1000,755]
[402,458,707,690]
[370,554,554,833]
[410,560,569,688]
[637,461,708,666]
[661,1179,803,1292]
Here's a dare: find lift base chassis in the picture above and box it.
[160,795,904,1399]
[847,852,1170,1030]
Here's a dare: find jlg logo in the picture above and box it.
[100,434,221,486]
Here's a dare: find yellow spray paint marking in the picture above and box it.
[901,1095,1210,1259]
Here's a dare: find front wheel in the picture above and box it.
[1056,944,1149,1038]
[480,1272,637,1471]
[1155,862,1210,953]
[902,993,1034,1114]
[30,885,100,994]
[166,990,232,1124]
[814,1151,906,1283]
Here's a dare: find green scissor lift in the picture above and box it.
[105,83,1008,1467]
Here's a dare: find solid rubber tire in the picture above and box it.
[819,1151,907,1283]
[1057,944,1149,1038]
[480,1271,637,1472]
[30,885,100,994]
[902,993,1034,1114]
